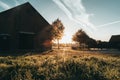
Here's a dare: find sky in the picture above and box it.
[0,0,120,43]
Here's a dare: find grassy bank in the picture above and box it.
[0,50,120,80]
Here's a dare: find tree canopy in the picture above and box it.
[51,19,64,40]
[72,29,89,44]
[50,19,65,49]
[72,29,97,48]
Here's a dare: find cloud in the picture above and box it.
[52,0,96,30]
[14,0,20,6]
[98,20,120,28]
[14,0,29,6]
[23,0,29,2]
[0,1,10,9]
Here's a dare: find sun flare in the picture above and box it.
[59,34,72,43]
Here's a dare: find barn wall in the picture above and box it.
[0,2,52,52]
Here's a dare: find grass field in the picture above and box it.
[0,49,120,80]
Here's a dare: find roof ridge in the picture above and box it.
[112,35,120,37]
[0,2,50,25]
[0,2,31,14]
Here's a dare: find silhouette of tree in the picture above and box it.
[86,38,97,48]
[72,29,89,44]
[51,19,65,49]
[72,29,89,50]
[72,29,97,50]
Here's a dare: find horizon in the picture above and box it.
[0,0,120,43]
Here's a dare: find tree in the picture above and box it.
[72,29,97,50]
[72,29,89,44]
[51,19,65,49]
[86,38,97,48]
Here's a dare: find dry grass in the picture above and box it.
[0,49,120,80]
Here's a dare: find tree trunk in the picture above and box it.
[57,39,60,49]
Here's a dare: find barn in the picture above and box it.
[0,2,52,52]
[109,35,120,50]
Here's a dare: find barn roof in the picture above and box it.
[0,2,51,34]
[109,35,120,43]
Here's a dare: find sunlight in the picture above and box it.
[59,34,72,43]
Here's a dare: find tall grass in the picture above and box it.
[0,52,120,80]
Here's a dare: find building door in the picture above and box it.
[19,32,35,50]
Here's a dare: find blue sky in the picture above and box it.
[0,0,120,43]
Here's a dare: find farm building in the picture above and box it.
[0,2,52,52]
[109,35,120,49]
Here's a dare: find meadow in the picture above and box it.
[0,49,120,80]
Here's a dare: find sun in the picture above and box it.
[59,34,72,43]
